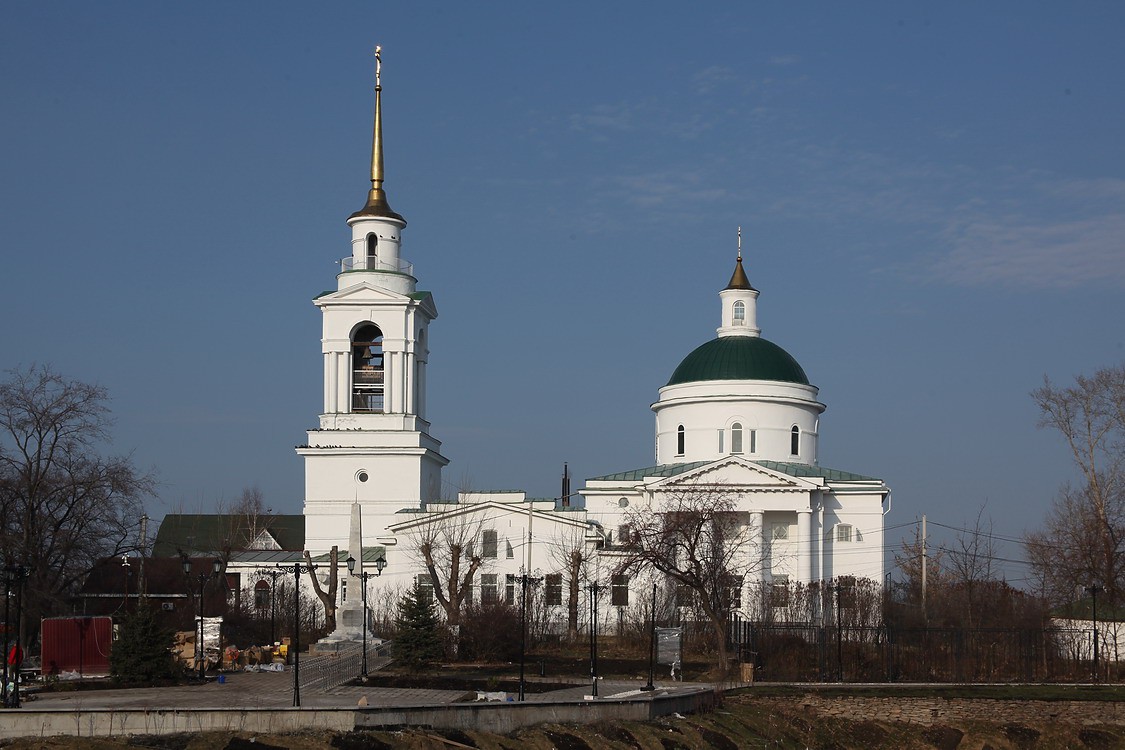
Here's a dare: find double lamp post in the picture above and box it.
[182,558,223,681]
[346,553,386,682]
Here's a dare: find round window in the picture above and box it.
[356,471,369,483]
[618,497,629,508]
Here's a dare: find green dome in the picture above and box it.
[667,336,810,386]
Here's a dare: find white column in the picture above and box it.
[797,509,813,584]
[338,352,351,414]
[328,352,339,413]
[407,353,420,416]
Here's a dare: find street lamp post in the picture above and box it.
[2,565,32,708]
[1086,584,1102,683]
[587,581,602,698]
[183,558,223,682]
[642,580,657,691]
[281,560,316,707]
[346,554,386,683]
[255,568,284,648]
[517,572,543,701]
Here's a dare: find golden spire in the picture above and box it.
[725,226,755,290]
[350,44,405,223]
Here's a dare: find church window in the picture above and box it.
[352,324,385,413]
[505,540,514,559]
[724,574,744,610]
[790,426,800,456]
[733,300,746,325]
[770,575,790,608]
[836,524,853,543]
[417,574,434,605]
[482,530,498,559]
[772,523,789,541]
[749,429,757,453]
[676,425,685,455]
[365,233,378,268]
[505,574,517,605]
[717,429,724,453]
[675,584,694,608]
[254,580,271,610]
[546,574,563,606]
[731,423,743,454]
[611,574,629,606]
[480,574,498,603]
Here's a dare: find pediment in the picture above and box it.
[388,502,588,534]
[648,457,822,493]
[315,282,411,305]
[248,528,282,550]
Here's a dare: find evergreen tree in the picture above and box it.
[393,583,443,670]
[109,604,176,683]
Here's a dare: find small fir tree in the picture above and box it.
[109,604,176,683]
[394,583,443,670]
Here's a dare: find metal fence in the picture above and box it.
[728,620,1099,683]
[297,640,389,693]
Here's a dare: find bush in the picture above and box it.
[459,601,521,662]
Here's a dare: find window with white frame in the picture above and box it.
[731,422,743,454]
[480,573,498,603]
[749,429,757,453]
[676,425,685,455]
[482,529,498,559]
[772,523,790,541]
[505,574,516,605]
[505,540,514,559]
[790,425,800,456]
[417,574,434,605]
[836,524,853,543]
[733,300,746,325]
[546,574,562,606]
[611,574,629,606]
[717,428,724,453]
[770,575,790,608]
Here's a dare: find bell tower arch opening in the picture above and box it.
[352,324,385,413]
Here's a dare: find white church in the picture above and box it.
[158,53,889,628]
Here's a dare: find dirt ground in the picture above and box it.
[3,693,1123,750]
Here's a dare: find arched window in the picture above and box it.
[733,300,746,325]
[790,425,800,456]
[365,233,378,269]
[352,324,385,413]
[254,579,271,610]
[676,425,685,455]
[731,422,743,454]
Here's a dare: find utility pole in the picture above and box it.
[920,515,927,625]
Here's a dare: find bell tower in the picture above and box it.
[299,47,448,554]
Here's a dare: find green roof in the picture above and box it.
[152,514,305,557]
[588,460,879,483]
[667,336,809,386]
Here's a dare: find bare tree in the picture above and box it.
[405,510,485,636]
[620,483,761,675]
[945,506,1002,628]
[1027,365,1125,608]
[892,523,946,626]
[304,546,339,632]
[0,365,154,646]
[546,524,591,640]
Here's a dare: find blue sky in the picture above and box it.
[3,3,1123,586]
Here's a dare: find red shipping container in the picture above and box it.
[40,617,113,677]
